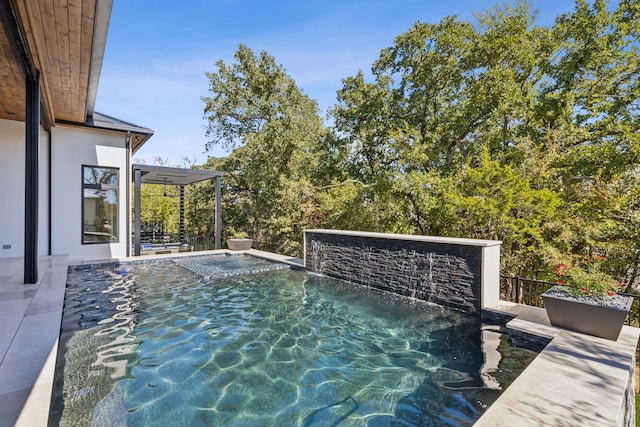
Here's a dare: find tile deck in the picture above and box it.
[479,301,640,426]
[0,255,68,427]
[0,253,638,426]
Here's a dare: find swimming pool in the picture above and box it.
[50,254,537,426]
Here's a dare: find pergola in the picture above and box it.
[132,164,223,256]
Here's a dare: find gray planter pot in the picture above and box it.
[227,238,253,251]
[542,287,633,340]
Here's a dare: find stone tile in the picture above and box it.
[0,311,61,395]
[0,256,67,425]
[0,387,31,427]
[14,340,58,427]
[25,284,65,316]
[24,298,63,316]
[0,351,51,397]
[305,233,484,313]
[0,283,39,294]
[248,249,304,267]
[0,311,25,358]
[4,311,61,355]
[0,289,37,301]
[0,298,31,315]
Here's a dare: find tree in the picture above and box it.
[194,2,640,285]
[329,0,640,282]
[140,184,179,237]
[527,0,640,285]
[201,45,327,255]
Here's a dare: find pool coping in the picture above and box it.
[1,251,638,426]
[304,229,503,247]
[479,301,640,426]
[0,255,69,427]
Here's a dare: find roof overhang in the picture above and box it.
[0,0,113,125]
[57,112,154,153]
[91,112,154,153]
[132,164,223,186]
[85,0,112,119]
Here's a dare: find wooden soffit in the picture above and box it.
[0,0,111,124]
[0,15,26,121]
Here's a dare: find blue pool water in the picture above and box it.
[50,255,537,426]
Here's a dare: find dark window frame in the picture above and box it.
[81,165,120,245]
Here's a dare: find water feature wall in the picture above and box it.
[304,230,502,314]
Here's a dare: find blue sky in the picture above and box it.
[94,0,588,166]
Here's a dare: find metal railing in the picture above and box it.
[135,234,220,251]
[500,275,640,327]
[136,234,286,253]
[188,235,218,252]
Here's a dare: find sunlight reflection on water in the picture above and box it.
[51,255,538,426]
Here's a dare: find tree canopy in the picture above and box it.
[198,1,640,288]
[201,44,327,254]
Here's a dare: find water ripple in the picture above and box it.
[51,255,538,427]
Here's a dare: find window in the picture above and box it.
[82,166,119,243]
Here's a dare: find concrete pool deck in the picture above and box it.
[0,255,69,427]
[480,301,640,426]
[0,252,638,426]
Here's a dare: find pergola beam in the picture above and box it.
[179,185,185,242]
[215,176,221,250]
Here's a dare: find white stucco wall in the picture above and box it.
[481,244,502,308]
[0,118,50,259]
[40,127,50,256]
[51,124,129,261]
[0,119,25,258]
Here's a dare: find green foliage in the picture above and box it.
[201,45,326,255]
[185,176,218,237]
[327,0,639,284]
[196,1,640,288]
[431,153,562,275]
[227,230,248,239]
[133,157,191,238]
[553,255,621,298]
[138,183,180,235]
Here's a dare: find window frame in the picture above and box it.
[81,165,120,245]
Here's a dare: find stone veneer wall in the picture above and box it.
[304,230,502,314]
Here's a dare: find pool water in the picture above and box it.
[50,255,537,426]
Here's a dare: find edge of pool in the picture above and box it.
[3,250,638,426]
[0,255,69,427]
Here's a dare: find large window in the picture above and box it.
[82,166,119,243]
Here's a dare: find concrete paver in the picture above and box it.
[479,301,640,426]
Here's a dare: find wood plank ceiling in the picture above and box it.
[0,0,97,124]
[0,16,26,121]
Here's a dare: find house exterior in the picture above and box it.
[0,0,153,283]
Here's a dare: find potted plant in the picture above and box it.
[541,253,632,340]
[226,230,253,251]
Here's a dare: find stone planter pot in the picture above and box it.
[227,238,253,251]
[542,286,633,340]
